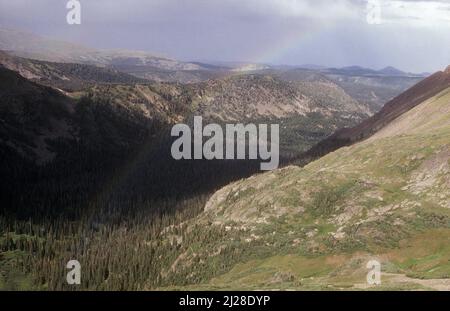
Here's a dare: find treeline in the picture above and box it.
[0,92,267,289]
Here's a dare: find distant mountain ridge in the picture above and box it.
[323,65,425,78]
[0,28,207,71]
[0,50,148,91]
[0,28,428,80]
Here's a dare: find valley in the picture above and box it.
[0,28,448,291]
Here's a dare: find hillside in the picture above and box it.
[305,66,450,160]
[0,66,76,164]
[42,71,372,156]
[190,74,369,120]
[185,74,371,154]
[112,64,229,84]
[0,51,147,91]
[0,50,373,156]
[270,68,424,113]
[0,66,179,164]
[154,70,450,290]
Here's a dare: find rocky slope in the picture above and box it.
[271,67,425,113]
[189,74,369,120]
[185,74,371,154]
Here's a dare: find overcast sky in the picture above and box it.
[0,0,449,72]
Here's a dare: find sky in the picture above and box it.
[0,0,449,72]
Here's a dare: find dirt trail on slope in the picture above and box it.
[354,273,450,291]
[384,273,450,291]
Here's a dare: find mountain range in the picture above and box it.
[0,47,374,160]
[0,28,428,159]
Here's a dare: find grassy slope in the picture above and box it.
[159,88,450,290]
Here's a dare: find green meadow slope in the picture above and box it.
[158,87,450,290]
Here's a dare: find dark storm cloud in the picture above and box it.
[0,0,449,72]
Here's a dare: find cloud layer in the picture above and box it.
[0,0,449,72]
